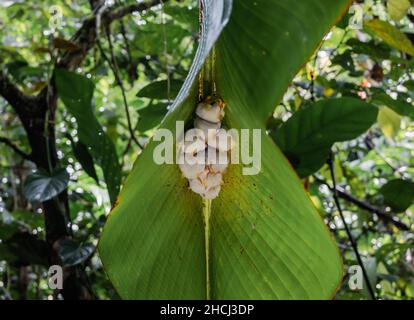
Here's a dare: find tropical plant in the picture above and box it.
[0,0,414,300]
[98,0,362,300]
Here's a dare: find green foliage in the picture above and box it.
[271,98,378,177]
[379,179,414,213]
[12,209,44,230]
[58,239,95,267]
[98,0,233,299]
[377,106,401,138]
[137,102,168,132]
[1,0,414,301]
[387,0,411,21]
[364,19,414,56]
[372,93,414,120]
[23,168,69,203]
[136,79,184,100]
[1,232,48,266]
[55,69,121,203]
[70,140,100,185]
[99,0,350,300]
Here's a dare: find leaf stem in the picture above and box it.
[202,198,212,300]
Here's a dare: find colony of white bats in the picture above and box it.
[178,99,234,200]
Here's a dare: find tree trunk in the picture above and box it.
[21,91,93,300]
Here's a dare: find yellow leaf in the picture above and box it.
[378,106,401,138]
[324,88,335,97]
[365,19,414,56]
[387,0,411,21]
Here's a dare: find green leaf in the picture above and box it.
[23,168,69,203]
[55,69,121,203]
[99,0,232,298]
[372,93,414,120]
[364,19,414,56]
[12,209,44,229]
[164,5,198,31]
[137,80,184,101]
[3,232,48,266]
[137,22,191,56]
[215,0,353,126]
[346,38,391,60]
[71,140,99,184]
[406,283,414,298]
[403,80,414,91]
[58,239,95,267]
[332,50,358,75]
[100,0,350,299]
[137,102,168,132]
[387,0,411,21]
[271,98,378,178]
[0,212,19,241]
[379,179,414,212]
[100,92,206,299]
[377,106,401,138]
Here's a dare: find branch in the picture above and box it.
[0,136,32,161]
[335,186,411,231]
[314,176,411,231]
[103,26,142,149]
[0,72,40,118]
[327,152,377,300]
[58,0,166,70]
[106,2,162,21]
[2,1,166,116]
[364,135,408,179]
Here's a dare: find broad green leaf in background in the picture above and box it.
[58,239,95,267]
[379,179,414,213]
[377,106,401,138]
[387,0,411,21]
[403,80,414,91]
[364,19,414,56]
[137,102,168,132]
[99,0,351,299]
[12,209,44,229]
[136,79,184,101]
[1,232,48,266]
[406,284,414,298]
[372,93,414,120]
[1,211,21,241]
[72,141,99,184]
[270,98,378,178]
[346,38,391,60]
[55,69,121,203]
[137,22,192,56]
[164,5,198,31]
[23,168,69,203]
[67,134,99,184]
[6,59,46,83]
[332,50,360,76]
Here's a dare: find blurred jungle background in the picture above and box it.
[0,0,413,300]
